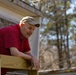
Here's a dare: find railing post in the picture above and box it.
[28,70,38,75]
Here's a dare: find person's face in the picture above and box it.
[21,22,35,38]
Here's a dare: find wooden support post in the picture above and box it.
[28,70,37,75]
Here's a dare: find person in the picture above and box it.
[0,16,40,75]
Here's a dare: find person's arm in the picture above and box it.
[10,47,32,60]
[25,51,40,70]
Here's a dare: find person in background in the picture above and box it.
[0,16,40,75]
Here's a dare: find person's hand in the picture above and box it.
[25,51,40,70]
[31,57,40,70]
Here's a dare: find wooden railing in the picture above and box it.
[0,55,38,75]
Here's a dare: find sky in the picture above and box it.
[67,0,76,14]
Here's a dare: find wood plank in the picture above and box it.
[0,55,30,70]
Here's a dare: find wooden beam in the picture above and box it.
[0,55,30,70]
[0,55,38,75]
[0,0,42,17]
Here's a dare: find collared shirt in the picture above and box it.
[0,24,30,55]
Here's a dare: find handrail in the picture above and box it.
[0,54,37,75]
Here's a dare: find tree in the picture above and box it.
[17,0,76,70]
